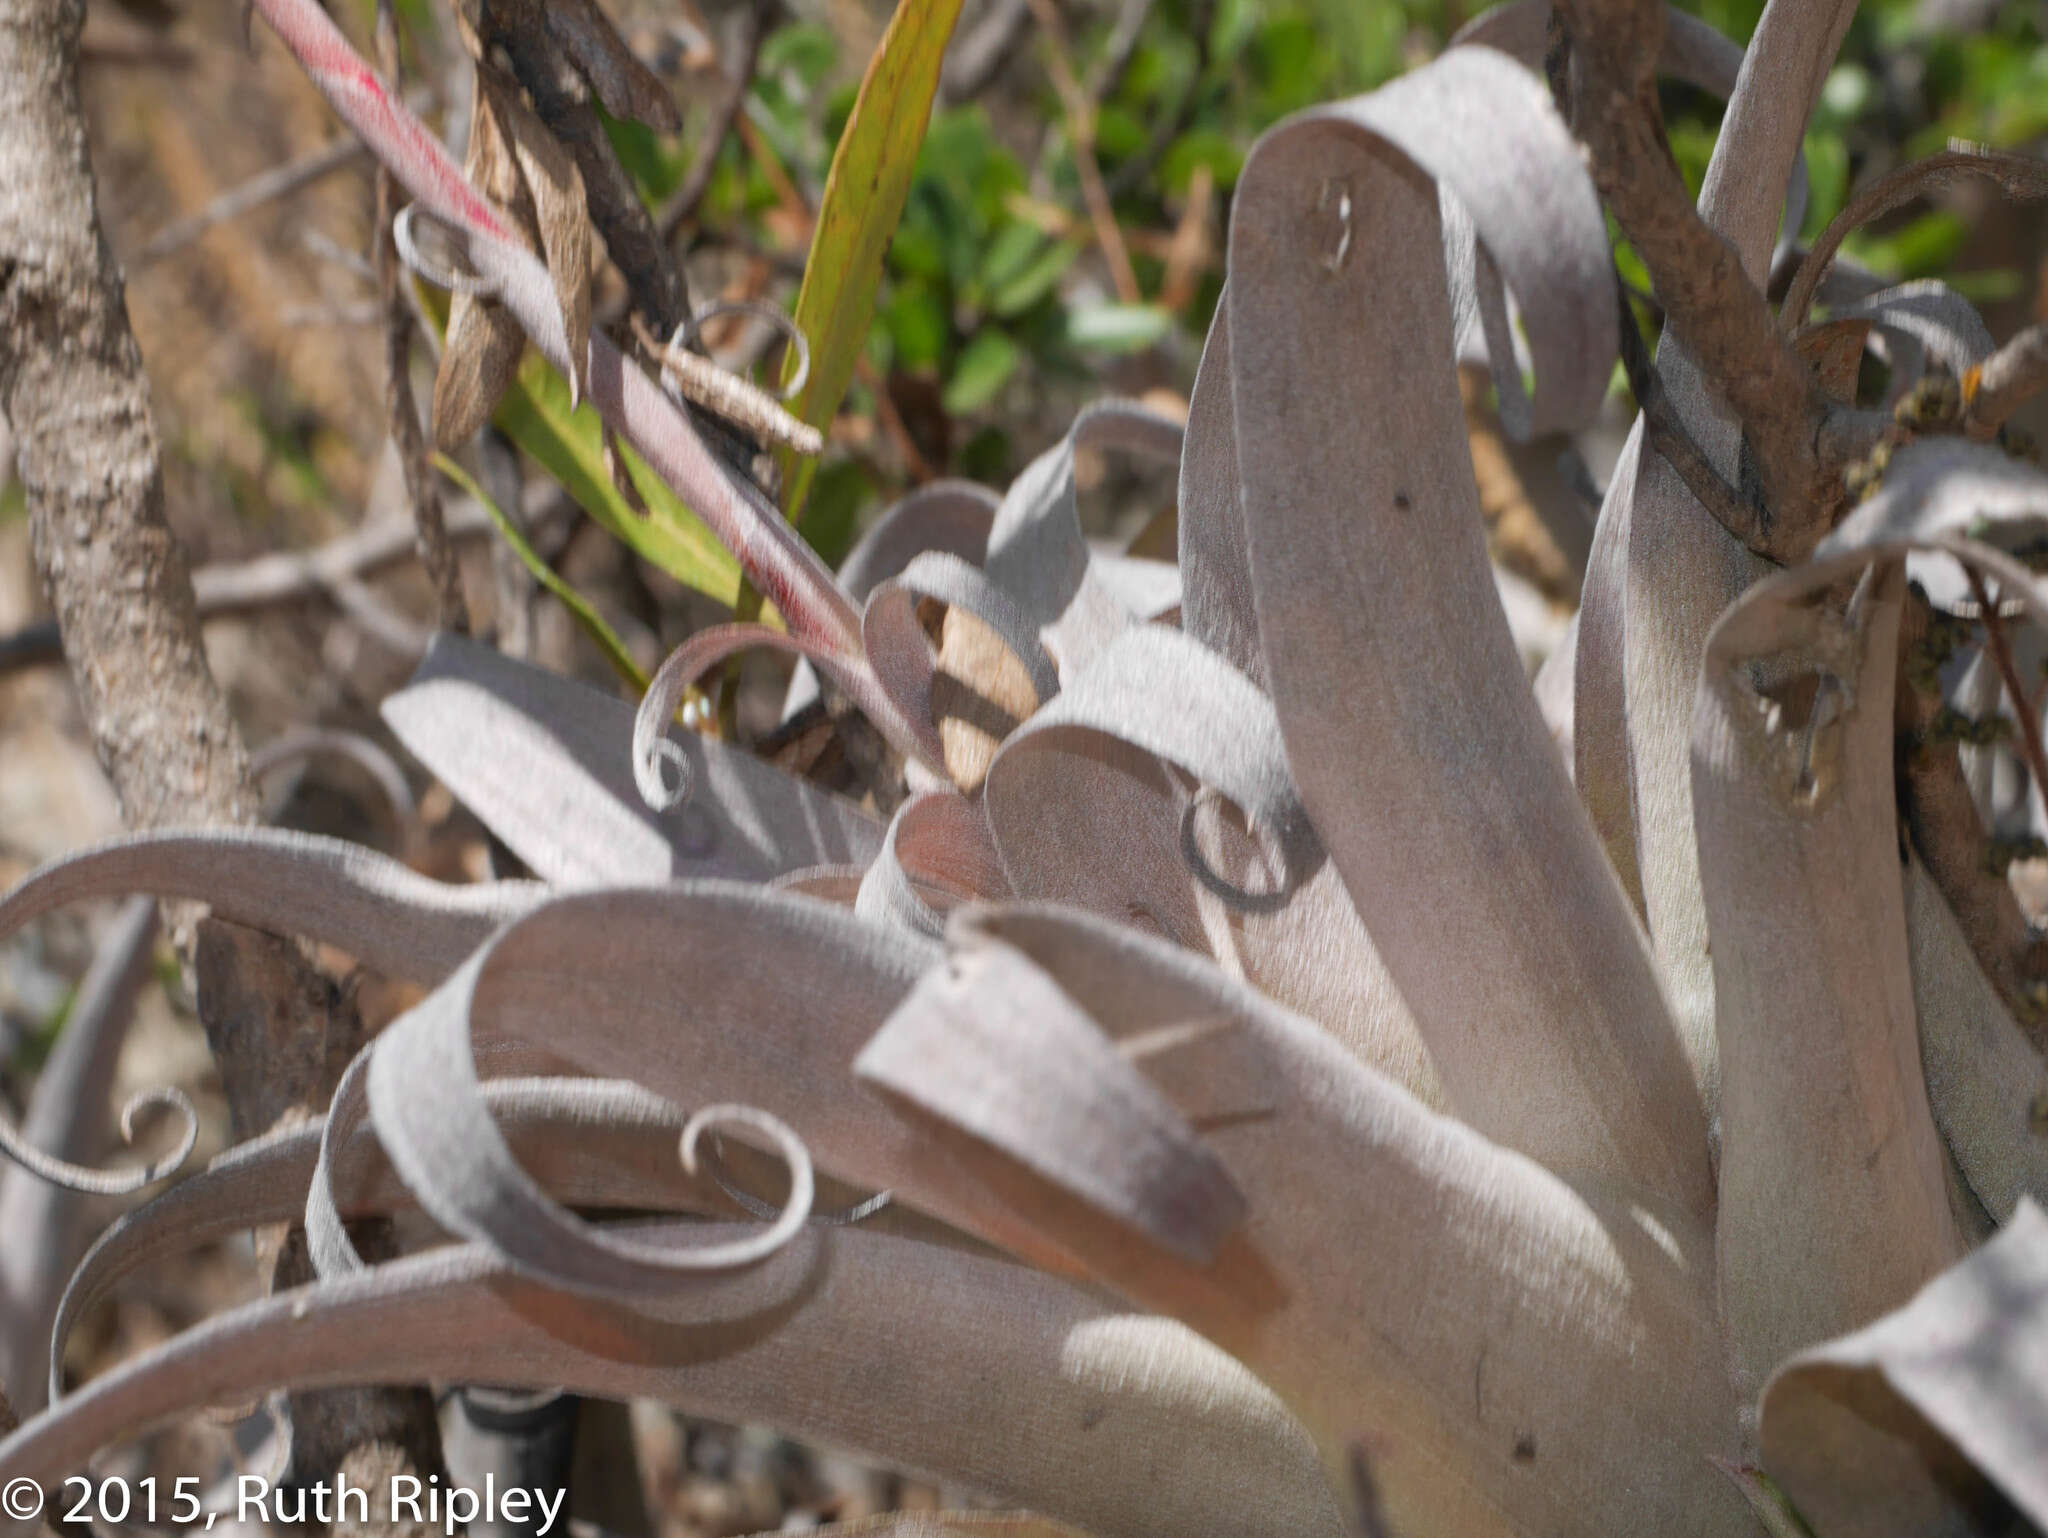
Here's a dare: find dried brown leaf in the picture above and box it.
[432,291,526,449]
[476,70,592,408]
[544,0,681,132]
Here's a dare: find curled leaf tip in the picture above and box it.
[637,735,693,812]
[677,1103,817,1264]
[0,1084,199,1196]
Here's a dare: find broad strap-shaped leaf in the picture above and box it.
[784,479,1000,722]
[857,904,1748,1538]
[982,401,1185,677]
[1802,441,2048,1222]
[779,0,967,524]
[1691,556,1962,1394]
[862,549,1062,788]
[345,881,1096,1287]
[858,938,1248,1264]
[980,626,1443,1102]
[1901,856,2048,1223]
[54,1076,990,1400]
[1836,281,1995,413]
[1176,305,1264,687]
[491,345,743,604]
[1819,438,2048,558]
[1607,0,1859,1124]
[2,1226,1344,1538]
[385,635,882,884]
[0,829,537,985]
[1760,1199,2048,1537]
[854,791,1011,938]
[1573,420,1648,918]
[1224,48,1710,1212]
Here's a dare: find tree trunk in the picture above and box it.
[0,0,445,1507]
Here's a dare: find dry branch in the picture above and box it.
[134,136,368,265]
[0,499,534,676]
[375,0,468,633]
[657,0,771,244]
[0,0,445,1490]
[1552,0,1830,554]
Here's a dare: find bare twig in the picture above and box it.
[1964,322,2048,440]
[1783,148,2048,332]
[1022,0,1139,304]
[0,497,544,676]
[1087,0,1154,104]
[1966,566,2048,823]
[1895,588,2048,1055]
[281,300,384,327]
[657,0,771,245]
[134,135,368,265]
[1551,0,1829,554]
[377,0,468,633]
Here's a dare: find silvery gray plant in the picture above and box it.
[2,1,2047,1535]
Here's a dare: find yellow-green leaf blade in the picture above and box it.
[433,452,650,693]
[493,350,745,607]
[779,0,967,524]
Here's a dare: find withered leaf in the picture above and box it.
[433,292,527,449]
[476,69,594,410]
[544,0,682,133]
[430,66,532,449]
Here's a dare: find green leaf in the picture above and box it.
[1063,303,1173,354]
[990,238,1083,317]
[778,0,968,528]
[979,221,1050,294]
[491,350,743,607]
[434,453,650,693]
[943,330,1023,414]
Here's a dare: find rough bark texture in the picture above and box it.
[1896,591,2048,1055]
[0,1385,15,1438]
[0,0,446,1502]
[1553,0,1832,555]
[0,0,257,845]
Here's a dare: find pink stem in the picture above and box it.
[248,0,863,652]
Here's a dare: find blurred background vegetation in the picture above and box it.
[25,0,2039,583]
